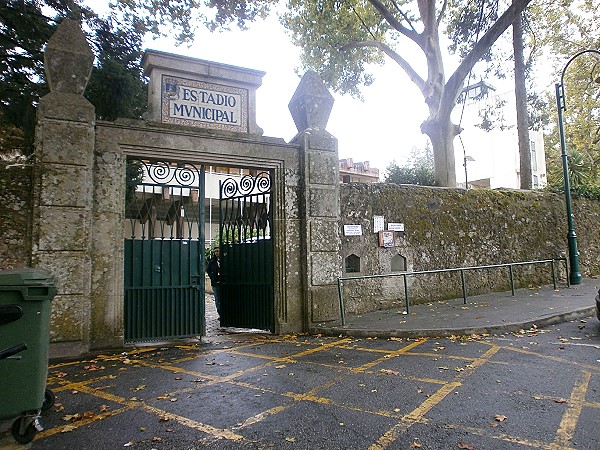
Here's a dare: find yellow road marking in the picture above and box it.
[504,347,600,373]
[551,371,592,449]
[447,423,577,450]
[369,381,461,450]
[353,340,427,372]
[142,404,245,441]
[454,345,501,379]
[36,406,132,439]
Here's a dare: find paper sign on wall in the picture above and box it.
[344,225,363,236]
[373,215,385,233]
[388,223,405,232]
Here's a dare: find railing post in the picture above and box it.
[551,260,557,290]
[403,274,409,314]
[337,279,345,326]
[460,270,467,304]
[509,265,515,296]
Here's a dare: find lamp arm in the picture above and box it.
[559,49,600,111]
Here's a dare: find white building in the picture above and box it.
[453,81,547,189]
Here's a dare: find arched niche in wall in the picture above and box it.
[345,254,360,273]
[391,254,407,272]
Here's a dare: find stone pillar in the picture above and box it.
[289,72,342,328]
[33,20,95,355]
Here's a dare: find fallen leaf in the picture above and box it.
[285,437,296,443]
[275,365,286,369]
[123,442,134,447]
[380,369,400,375]
[554,399,567,404]
[133,385,147,391]
[62,414,80,422]
[61,424,78,433]
[151,437,162,442]
[159,416,170,422]
[495,415,507,422]
[458,442,475,450]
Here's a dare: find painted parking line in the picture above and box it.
[14,333,600,449]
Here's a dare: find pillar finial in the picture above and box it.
[288,71,334,132]
[44,19,94,95]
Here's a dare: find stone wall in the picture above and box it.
[0,161,32,269]
[339,183,600,315]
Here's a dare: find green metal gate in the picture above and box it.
[124,159,205,342]
[219,172,274,332]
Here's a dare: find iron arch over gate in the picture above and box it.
[124,159,205,342]
[219,172,274,332]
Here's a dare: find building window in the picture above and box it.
[533,175,539,188]
[530,140,537,171]
[345,254,360,273]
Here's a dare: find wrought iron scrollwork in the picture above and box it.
[125,158,204,240]
[141,160,203,187]
[221,172,271,199]
[219,171,272,244]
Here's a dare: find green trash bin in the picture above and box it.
[0,268,57,444]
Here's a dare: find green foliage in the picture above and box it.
[113,0,276,41]
[125,159,144,207]
[542,1,600,193]
[84,15,147,121]
[384,144,437,186]
[282,0,386,98]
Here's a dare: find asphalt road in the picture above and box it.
[1,316,599,450]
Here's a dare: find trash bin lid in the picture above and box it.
[0,268,56,287]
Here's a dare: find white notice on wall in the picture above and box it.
[388,223,405,232]
[344,225,363,236]
[373,215,385,233]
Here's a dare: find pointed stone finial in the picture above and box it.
[288,71,334,132]
[44,19,94,95]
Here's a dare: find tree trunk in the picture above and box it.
[513,9,532,189]
[421,117,459,187]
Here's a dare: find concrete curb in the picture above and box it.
[312,306,597,339]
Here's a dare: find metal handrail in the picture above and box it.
[336,258,569,326]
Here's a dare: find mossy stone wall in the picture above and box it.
[0,162,32,269]
[339,183,600,314]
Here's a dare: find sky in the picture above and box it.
[142,13,431,178]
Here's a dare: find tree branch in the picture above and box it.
[441,0,532,116]
[342,40,427,94]
[436,0,448,28]
[389,0,418,34]
[367,0,422,44]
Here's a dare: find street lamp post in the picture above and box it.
[555,49,600,285]
[463,155,475,190]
